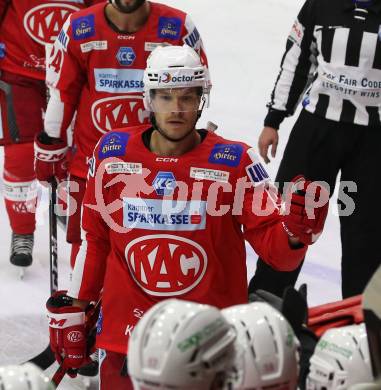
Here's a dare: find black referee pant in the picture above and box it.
[249,109,381,299]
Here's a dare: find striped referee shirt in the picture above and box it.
[265,0,381,128]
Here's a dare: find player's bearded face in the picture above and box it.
[152,88,201,141]
[111,0,145,13]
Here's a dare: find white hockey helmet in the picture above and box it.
[143,45,211,112]
[128,299,236,390]
[221,302,300,390]
[306,324,373,390]
[0,363,55,389]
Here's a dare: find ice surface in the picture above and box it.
[0,0,342,387]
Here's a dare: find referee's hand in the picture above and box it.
[258,126,278,164]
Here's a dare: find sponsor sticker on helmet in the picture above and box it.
[208,144,243,167]
[123,198,206,231]
[158,17,182,40]
[125,234,208,296]
[72,14,95,40]
[98,132,129,159]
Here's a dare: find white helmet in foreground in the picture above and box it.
[143,45,211,113]
[0,363,55,389]
[128,299,236,390]
[221,302,300,390]
[307,324,373,390]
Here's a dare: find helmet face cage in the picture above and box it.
[128,299,236,390]
[306,324,373,390]
[143,45,211,113]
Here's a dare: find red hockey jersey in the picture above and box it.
[0,0,100,80]
[68,126,307,354]
[45,2,207,179]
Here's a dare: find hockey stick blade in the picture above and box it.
[363,264,381,381]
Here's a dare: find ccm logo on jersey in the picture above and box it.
[208,144,243,167]
[98,132,129,159]
[91,96,149,134]
[125,234,208,296]
[24,4,80,45]
[72,14,95,40]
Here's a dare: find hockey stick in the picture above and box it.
[26,181,58,369]
[363,264,381,383]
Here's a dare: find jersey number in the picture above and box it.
[49,47,63,74]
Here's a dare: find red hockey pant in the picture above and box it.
[99,350,133,390]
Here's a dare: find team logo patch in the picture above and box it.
[72,14,95,40]
[190,167,230,183]
[208,144,243,167]
[116,47,136,66]
[98,132,129,159]
[91,95,149,134]
[105,162,142,174]
[67,330,84,343]
[123,198,206,231]
[23,3,79,45]
[158,17,182,40]
[125,234,208,296]
[152,172,176,196]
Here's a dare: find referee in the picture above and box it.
[250,0,381,299]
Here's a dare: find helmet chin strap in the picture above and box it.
[150,112,201,143]
[109,0,145,14]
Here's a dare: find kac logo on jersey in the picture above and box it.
[98,132,129,160]
[125,234,208,296]
[116,47,136,66]
[208,144,243,167]
[158,17,182,40]
[152,172,176,196]
[91,96,149,134]
[23,4,80,45]
[72,14,95,40]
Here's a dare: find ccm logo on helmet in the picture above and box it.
[125,234,208,297]
[159,72,194,84]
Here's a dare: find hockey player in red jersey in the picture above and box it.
[34,0,208,268]
[0,0,99,268]
[45,45,329,388]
